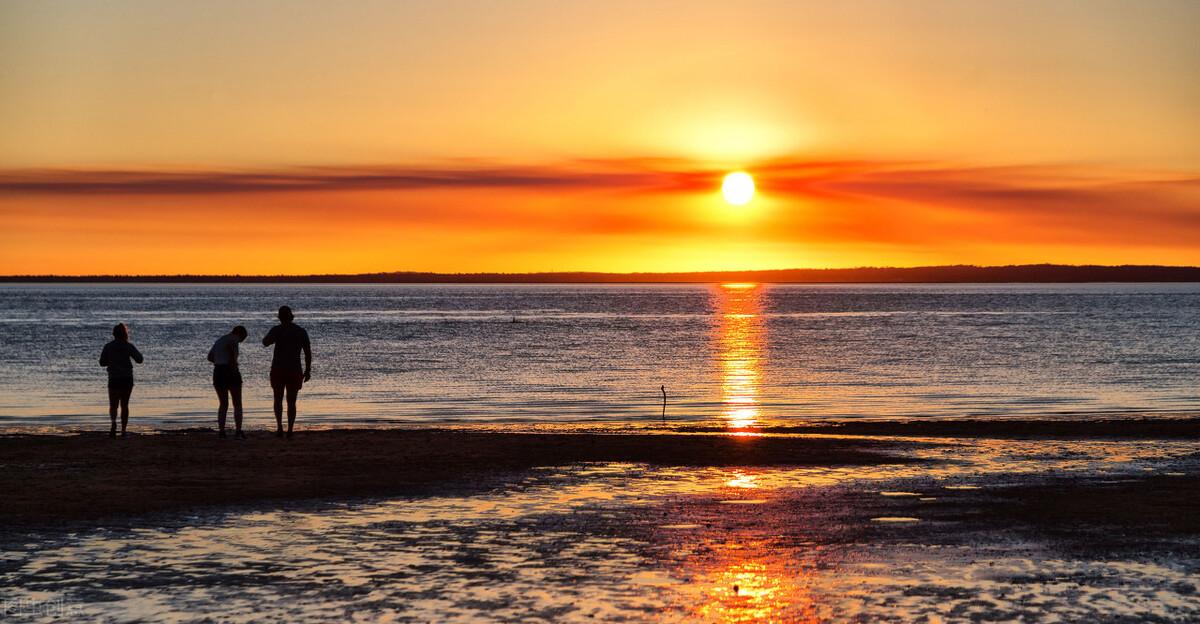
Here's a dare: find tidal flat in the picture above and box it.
[2,425,1199,621]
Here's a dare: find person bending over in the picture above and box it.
[99,323,143,438]
[262,306,311,438]
[208,325,248,439]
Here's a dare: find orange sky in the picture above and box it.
[2,1,1198,275]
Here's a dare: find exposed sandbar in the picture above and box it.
[0,429,915,523]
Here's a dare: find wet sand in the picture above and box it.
[0,430,915,523]
[3,429,1199,621]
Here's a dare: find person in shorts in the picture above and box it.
[208,325,248,438]
[262,306,311,438]
[99,323,144,438]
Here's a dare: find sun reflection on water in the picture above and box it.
[724,471,760,489]
[680,538,821,623]
[715,283,767,431]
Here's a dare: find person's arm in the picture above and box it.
[302,330,312,381]
[99,344,110,367]
[129,343,144,364]
[230,341,239,366]
[262,326,276,347]
[207,341,216,363]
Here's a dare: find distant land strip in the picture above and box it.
[3,264,1200,284]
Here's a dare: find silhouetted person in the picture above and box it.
[208,325,248,439]
[99,323,143,438]
[263,306,311,438]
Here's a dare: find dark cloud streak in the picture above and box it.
[0,164,712,195]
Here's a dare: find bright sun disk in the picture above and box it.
[722,172,755,205]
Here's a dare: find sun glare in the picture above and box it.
[722,172,755,206]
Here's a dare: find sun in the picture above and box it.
[722,172,755,206]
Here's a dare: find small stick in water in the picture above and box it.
[661,385,667,422]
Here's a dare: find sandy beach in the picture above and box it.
[3,422,1199,621]
[0,429,917,523]
[5,420,1199,523]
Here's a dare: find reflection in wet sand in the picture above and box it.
[714,284,766,430]
[680,540,821,624]
[670,468,823,623]
[724,471,760,489]
[4,438,1200,622]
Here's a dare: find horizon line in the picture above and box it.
[3,264,1200,284]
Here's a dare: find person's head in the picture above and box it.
[232,325,248,342]
[112,323,129,341]
[278,306,294,324]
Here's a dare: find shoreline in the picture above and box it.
[678,416,1200,438]
[0,429,916,524]
[5,418,1197,525]
[6,414,1199,438]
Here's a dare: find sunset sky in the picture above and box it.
[2,0,1198,275]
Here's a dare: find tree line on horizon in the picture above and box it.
[3,264,1200,283]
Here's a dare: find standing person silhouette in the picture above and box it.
[262,306,311,438]
[208,325,248,439]
[99,323,143,438]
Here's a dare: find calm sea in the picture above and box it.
[0,282,1197,430]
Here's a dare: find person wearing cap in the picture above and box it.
[208,325,248,439]
[262,306,311,438]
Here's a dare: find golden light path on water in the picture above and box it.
[708,285,835,621]
[715,283,767,430]
[679,468,824,623]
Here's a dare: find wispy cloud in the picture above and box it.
[2,158,1197,246]
[2,159,1194,201]
[3,158,1199,274]
[0,161,716,195]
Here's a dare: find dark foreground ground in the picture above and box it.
[5,420,1200,524]
[0,429,914,523]
[2,425,1199,620]
[3,421,1198,534]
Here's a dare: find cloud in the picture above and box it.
[0,161,715,195]
[2,158,1197,247]
[3,157,1194,203]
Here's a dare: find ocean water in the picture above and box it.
[0,282,1197,430]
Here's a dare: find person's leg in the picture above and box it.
[230,384,244,437]
[118,384,132,436]
[271,372,284,437]
[108,386,119,438]
[285,383,299,437]
[215,385,229,437]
